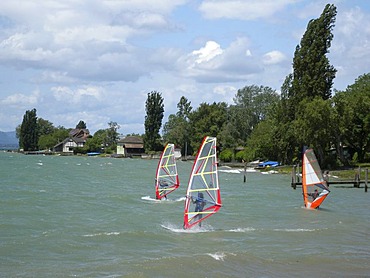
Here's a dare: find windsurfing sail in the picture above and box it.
[155,143,180,200]
[183,136,222,229]
[302,148,330,209]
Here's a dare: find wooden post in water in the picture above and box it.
[354,167,361,188]
[291,165,297,189]
[323,170,329,187]
[243,161,247,183]
[365,169,368,193]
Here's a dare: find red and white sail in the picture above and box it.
[302,148,330,209]
[183,136,222,229]
[155,143,179,200]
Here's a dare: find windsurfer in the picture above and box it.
[307,189,320,201]
[157,180,169,200]
[313,189,320,200]
[193,192,206,227]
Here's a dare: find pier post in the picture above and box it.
[365,169,368,193]
[323,170,329,187]
[243,161,247,183]
[291,165,297,189]
[354,167,360,188]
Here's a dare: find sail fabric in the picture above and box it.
[155,144,179,200]
[183,136,222,229]
[302,148,330,209]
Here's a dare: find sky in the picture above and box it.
[0,0,369,135]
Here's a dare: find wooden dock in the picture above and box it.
[291,166,368,192]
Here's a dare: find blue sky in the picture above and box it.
[0,0,369,135]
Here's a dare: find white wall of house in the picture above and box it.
[63,140,77,153]
[117,144,124,155]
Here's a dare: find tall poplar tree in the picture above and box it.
[144,91,164,152]
[276,4,337,164]
[291,3,337,103]
[19,108,38,151]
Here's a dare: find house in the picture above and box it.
[117,136,145,157]
[53,129,90,153]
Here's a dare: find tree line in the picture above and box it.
[17,114,121,155]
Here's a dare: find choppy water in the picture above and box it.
[1,151,369,277]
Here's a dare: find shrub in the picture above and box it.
[219,148,233,162]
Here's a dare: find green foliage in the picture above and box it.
[226,85,279,148]
[219,148,233,162]
[38,118,55,136]
[106,121,120,146]
[163,96,193,156]
[291,4,337,102]
[333,73,370,163]
[188,102,228,152]
[293,97,335,165]
[144,91,164,152]
[246,118,279,161]
[235,149,248,162]
[19,108,39,151]
[352,152,358,163]
[268,4,337,164]
[76,120,87,129]
[84,132,104,153]
[38,127,69,151]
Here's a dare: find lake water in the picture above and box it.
[1,151,369,277]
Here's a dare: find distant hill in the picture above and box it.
[0,131,18,149]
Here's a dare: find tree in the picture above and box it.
[76,120,87,129]
[188,102,228,152]
[105,121,120,152]
[144,91,164,152]
[333,73,370,163]
[228,85,280,146]
[163,96,193,156]
[19,108,38,151]
[37,118,55,136]
[291,4,337,103]
[38,126,70,151]
[274,4,337,164]
[293,97,335,166]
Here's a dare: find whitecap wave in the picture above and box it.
[228,227,256,232]
[207,252,226,261]
[141,196,160,202]
[83,231,120,237]
[273,228,315,232]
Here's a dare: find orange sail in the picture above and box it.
[302,148,330,209]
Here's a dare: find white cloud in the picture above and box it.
[262,50,286,65]
[0,1,368,134]
[180,37,262,83]
[192,41,223,63]
[1,90,39,107]
[52,86,103,104]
